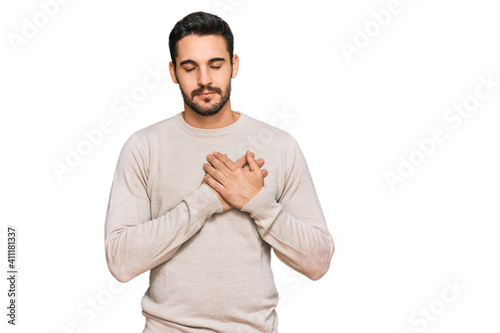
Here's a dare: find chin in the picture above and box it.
[195,109,222,117]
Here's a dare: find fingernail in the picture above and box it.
[213,151,219,156]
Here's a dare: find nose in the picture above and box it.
[197,67,213,87]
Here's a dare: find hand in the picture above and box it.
[202,152,268,212]
[203,150,266,210]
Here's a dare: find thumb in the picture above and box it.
[246,150,259,172]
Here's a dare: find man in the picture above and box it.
[105,11,334,333]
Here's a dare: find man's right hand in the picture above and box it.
[202,152,268,212]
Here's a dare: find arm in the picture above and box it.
[104,134,222,283]
[204,142,334,281]
[241,139,334,281]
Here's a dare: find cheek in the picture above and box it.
[213,74,231,89]
[177,73,196,87]
[181,82,198,97]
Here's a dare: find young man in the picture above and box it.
[105,11,334,333]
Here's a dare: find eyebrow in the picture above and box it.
[179,57,226,66]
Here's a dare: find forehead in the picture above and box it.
[176,34,229,64]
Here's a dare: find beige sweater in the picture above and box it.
[104,112,334,332]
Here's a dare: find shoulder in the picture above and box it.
[123,113,180,149]
[241,113,299,150]
[132,114,178,140]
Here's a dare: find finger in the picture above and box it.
[246,150,259,172]
[261,169,268,177]
[256,158,265,168]
[236,153,264,170]
[234,154,247,169]
[213,151,238,171]
[203,173,226,195]
[242,154,257,169]
[207,154,231,176]
[203,163,227,185]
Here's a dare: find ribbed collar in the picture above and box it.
[174,111,247,137]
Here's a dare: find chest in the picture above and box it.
[146,139,285,217]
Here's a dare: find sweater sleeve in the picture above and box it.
[104,134,223,283]
[241,137,334,281]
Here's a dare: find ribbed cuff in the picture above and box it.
[241,187,280,222]
[197,184,224,217]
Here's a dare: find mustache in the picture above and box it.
[191,85,223,99]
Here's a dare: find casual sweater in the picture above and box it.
[104,111,334,332]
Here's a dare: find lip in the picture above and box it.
[196,92,216,97]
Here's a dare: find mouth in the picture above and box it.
[196,91,216,98]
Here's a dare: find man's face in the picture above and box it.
[169,34,238,117]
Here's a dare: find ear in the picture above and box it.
[231,54,239,79]
[169,61,178,84]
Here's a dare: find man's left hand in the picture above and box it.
[203,150,265,210]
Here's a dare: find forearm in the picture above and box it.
[241,187,334,281]
[105,185,222,282]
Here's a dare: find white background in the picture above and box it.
[1,0,499,332]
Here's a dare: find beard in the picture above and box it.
[179,80,232,117]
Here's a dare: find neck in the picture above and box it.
[182,101,240,129]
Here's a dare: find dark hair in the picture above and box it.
[169,11,234,68]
